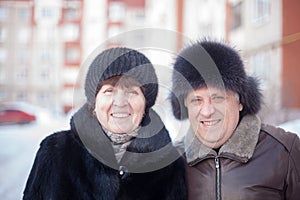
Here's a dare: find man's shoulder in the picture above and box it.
[261,124,299,152]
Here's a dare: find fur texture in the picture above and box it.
[185,115,261,165]
[170,39,262,120]
[23,105,187,200]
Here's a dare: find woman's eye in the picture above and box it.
[127,89,139,95]
[212,96,225,103]
[103,88,113,94]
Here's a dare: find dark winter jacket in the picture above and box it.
[184,115,300,200]
[23,104,187,200]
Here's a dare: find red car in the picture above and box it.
[0,107,36,125]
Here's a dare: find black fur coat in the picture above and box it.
[23,104,187,200]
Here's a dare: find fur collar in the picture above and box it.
[72,103,180,173]
[185,115,261,166]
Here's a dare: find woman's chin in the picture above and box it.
[108,126,136,134]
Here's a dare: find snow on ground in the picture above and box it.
[278,119,300,137]
[0,115,70,200]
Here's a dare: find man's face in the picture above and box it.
[185,86,243,148]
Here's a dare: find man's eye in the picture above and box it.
[191,98,201,103]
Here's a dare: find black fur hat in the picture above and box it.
[85,47,158,112]
[170,39,262,120]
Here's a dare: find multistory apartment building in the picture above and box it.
[281,0,300,110]
[182,0,226,40]
[106,0,148,47]
[3,0,298,122]
[226,0,300,123]
[0,0,84,113]
[0,0,160,113]
[0,0,35,105]
[59,0,83,113]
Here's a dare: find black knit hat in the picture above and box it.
[85,47,158,113]
[170,39,262,120]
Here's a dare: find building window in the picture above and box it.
[108,25,123,38]
[18,8,31,22]
[109,2,126,22]
[0,8,8,21]
[41,8,54,18]
[0,90,5,99]
[18,28,31,43]
[63,3,81,21]
[38,29,55,43]
[0,66,5,83]
[16,67,28,84]
[16,91,27,101]
[18,49,29,64]
[0,48,7,64]
[230,2,243,30]
[37,92,50,103]
[40,68,50,81]
[199,23,212,37]
[65,45,80,63]
[0,27,7,42]
[253,0,270,23]
[36,7,60,24]
[62,88,74,105]
[250,51,270,88]
[62,24,80,41]
[40,48,52,62]
[63,67,79,84]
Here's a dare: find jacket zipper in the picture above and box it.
[215,156,221,200]
[190,154,247,200]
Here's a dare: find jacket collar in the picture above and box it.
[72,103,179,173]
[185,115,261,166]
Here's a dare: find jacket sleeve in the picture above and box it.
[286,134,300,200]
[23,135,58,200]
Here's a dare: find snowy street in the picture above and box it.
[0,116,69,200]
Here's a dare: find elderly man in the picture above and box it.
[170,39,300,200]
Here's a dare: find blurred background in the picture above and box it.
[0,0,299,199]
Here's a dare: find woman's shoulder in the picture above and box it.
[39,129,78,151]
[34,129,88,168]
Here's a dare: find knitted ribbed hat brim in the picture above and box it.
[85,47,158,112]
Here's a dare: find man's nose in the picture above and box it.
[199,100,215,117]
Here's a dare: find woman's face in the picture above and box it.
[95,78,146,134]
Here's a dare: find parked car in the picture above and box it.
[0,102,39,125]
[278,119,300,137]
[0,108,36,125]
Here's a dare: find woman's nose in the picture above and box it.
[113,90,128,106]
[199,101,215,117]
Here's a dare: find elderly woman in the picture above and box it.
[23,47,187,200]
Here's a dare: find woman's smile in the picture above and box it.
[110,112,131,118]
